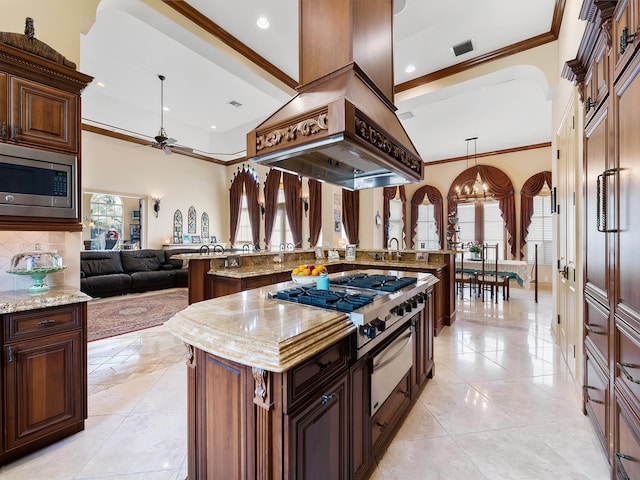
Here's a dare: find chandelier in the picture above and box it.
[454,137,491,202]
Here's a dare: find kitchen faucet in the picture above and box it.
[199,244,210,254]
[242,243,251,252]
[212,244,224,254]
[387,237,400,261]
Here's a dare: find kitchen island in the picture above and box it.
[174,248,456,335]
[165,269,438,479]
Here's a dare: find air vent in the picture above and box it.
[228,100,243,107]
[452,39,474,57]
[398,111,414,121]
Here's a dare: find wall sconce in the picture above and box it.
[83,217,95,228]
[375,211,382,228]
[302,196,309,217]
[259,202,265,218]
[152,197,161,218]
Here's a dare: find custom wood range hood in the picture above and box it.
[246,0,423,190]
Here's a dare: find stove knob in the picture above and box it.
[404,301,412,313]
[416,293,425,304]
[359,324,377,339]
[394,305,404,316]
[376,319,386,332]
[411,298,418,308]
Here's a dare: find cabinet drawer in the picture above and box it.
[585,294,609,366]
[286,337,350,409]
[4,304,82,342]
[371,370,411,452]
[616,319,640,409]
[616,394,640,480]
[585,348,609,456]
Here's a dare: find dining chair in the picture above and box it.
[453,242,475,298]
[476,243,500,303]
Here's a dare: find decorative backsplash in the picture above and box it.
[0,231,69,291]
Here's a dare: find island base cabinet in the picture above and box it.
[286,374,349,479]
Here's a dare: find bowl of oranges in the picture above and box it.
[291,264,328,285]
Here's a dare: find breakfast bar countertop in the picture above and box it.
[164,281,354,373]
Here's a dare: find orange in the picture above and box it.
[303,268,311,276]
[311,268,319,276]
[292,268,300,275]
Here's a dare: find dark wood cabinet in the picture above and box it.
[567,1,640,475]
[6,75,78,153]
[0,302,87,466]
[286,373,349,479]
[0,43,91,232]
[412,290,434,398]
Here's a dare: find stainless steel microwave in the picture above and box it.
[0,142,77,219]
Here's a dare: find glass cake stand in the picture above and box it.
[6,244,67,293]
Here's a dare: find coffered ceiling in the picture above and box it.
[80,0,560,164]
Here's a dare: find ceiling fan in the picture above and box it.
[151,74,186,155]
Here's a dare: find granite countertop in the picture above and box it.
[164,270,438,372]
[207,258,446,279]
[0,286,92,314]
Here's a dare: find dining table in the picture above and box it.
[464,258,531,289]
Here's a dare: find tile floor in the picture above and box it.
[0,287,610,479]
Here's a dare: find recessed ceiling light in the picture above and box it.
[163,107,170,111]
[404,64,416,73]
[256,16,270,29]
[210,125,217,129]
[95,81,105,88]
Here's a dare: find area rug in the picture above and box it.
[87,288,188,341]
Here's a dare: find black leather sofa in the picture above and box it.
[80,249,193,298]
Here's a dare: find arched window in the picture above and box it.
[270,188,294,250]
[410,185,443,250]
[520,171,553,263]
[90,193,123,250]
[447,165,516,258]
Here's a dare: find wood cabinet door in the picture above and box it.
[0,72,7,140]
[583,105,610,305]
[3,330,83,452]
[287,374,349,480]
[9,76,77,153]
[614,53,640,331]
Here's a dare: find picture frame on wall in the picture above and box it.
[182,234,191,244]
[211,236,217,243]
[173,236,181,244]
[191,235,201,243]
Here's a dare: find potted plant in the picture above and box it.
[468,242,482,260]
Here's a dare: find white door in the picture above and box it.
[556,101,579,379]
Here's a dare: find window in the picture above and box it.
[456,203,475,245]
[90,194,123,250]
[415,203,440,250]
[483,201,505,259]
[526,194,553,265]
[387,198,404,248]
[454,201,505,258]
[236,195,253,245]
[270,189,293,250]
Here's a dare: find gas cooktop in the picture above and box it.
[329,273,417,292]
[272,286,376,313]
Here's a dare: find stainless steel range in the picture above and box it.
[270,270,434,358]
[271,270,435,415]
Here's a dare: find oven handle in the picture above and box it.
[372,330,412,373]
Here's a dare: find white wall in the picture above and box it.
[83,131,229,248]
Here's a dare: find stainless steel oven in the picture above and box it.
[370,321,414,415]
